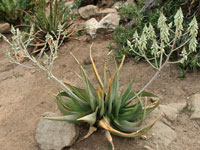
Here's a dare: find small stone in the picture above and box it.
[98,13,120,31]
[112,2,122,10]
[140,135,147,140]
[187,93,200,119]
[65,1,74,9]
[83,56,95,65]
[0,23,10,33]
[144,145,154,150]
[78,5,98,19]
[159,104,180,122]
[16,50,26,63]
[84,18,99,38]
[35,112,79,150]
[150,121,177,147]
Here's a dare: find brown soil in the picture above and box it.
[0,34,200,150]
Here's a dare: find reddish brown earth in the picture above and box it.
[0,34,200,150]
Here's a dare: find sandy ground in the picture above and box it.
[0,34,200,150]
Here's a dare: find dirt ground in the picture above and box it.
[0,33,200,150]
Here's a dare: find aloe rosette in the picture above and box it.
[44,48,160,148]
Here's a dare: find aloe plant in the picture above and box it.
[33,0,72,37]
[44,48,160,149]
[25,0,73,53]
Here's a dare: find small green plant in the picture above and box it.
[0,0,33,24]
[26,0,73,53]
[114,0,200,72]
[119,2,143,26]
[34,0,72,35]
[127,8,198,72]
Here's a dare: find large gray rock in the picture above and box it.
[84,18,99,38]
[0,23,10,33]
[65,1,74,9]
[150,121,177,147]
[144,103,181,148]
[98,13,120,30]
[187,93,200,119]
[159,103,185,122]
[146,102,184,123]
[78,5,98,19]
[35,112,79,150]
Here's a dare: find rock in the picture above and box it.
[16,50,26,63]
[98,13,120,31]
[101,0,114,7]
[187,93,200,119]
[35,112,79,150]
[0,23,10,33]
[159,104,180,122]
[65,1,78,15]
[112,2,122,10]
[78,5,98,19]
[65,1,74,9]
[98,8,117,15]
[150,121,177,147]
[84,18,99,38]
[147,103,184,123]
[144,145,154,150]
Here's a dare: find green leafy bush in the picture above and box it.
[113,0,200,72]
[0,0,33,24]
[32,0,72,38]
[24,0,73,53]
[127,8,198,72]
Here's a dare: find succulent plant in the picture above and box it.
[44,48,160,149]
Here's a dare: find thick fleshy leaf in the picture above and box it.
[70,52,97,111]
[98,117,159,138]
[90,45,103,89]
[56,96,77,115]
[43,113,85,122]
[77,108,98,125]
[124,91,158,106]
[113,119,143,133]
[78,126,97,142]
[105,130,114,150]
[63,81,89,103]
[103,60,107,93]
[80,69,97,111]
[118,99,143,121]
[57,92,90,112]
[120,76,136,107]
[97,88,105,118]
[135,100,160,120]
